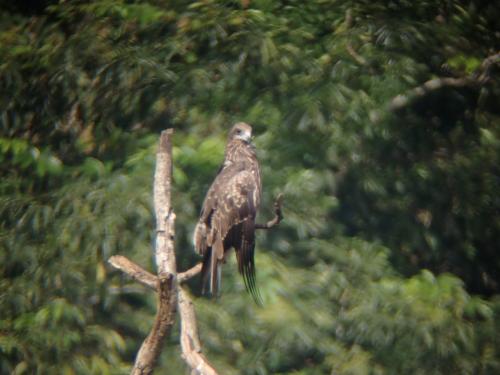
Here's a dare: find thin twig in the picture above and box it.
[255,194,284,229]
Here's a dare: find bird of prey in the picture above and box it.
[194,122,262,303]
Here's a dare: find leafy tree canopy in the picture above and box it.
[1,0,499,373]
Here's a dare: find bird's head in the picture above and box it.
[228,122,253,144]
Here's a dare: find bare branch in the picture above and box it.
[154,129,176,277]
[389,52,500,112]
[109,255,157,290]
[389,77,476,111]
[108,128,220,374]
[131,129,178,375]
[255,194,283,230]
[132,275,177,375]
[179,263,203,283]
[108,255,202,288]
[178,288,219,375]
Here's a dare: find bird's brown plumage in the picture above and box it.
[194,122,262,303]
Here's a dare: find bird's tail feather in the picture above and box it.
[241,259,263,306]
[201,249,211,295]
[209,246,219,296]
[201,248,221,297]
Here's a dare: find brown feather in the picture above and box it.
[194,123,262,302]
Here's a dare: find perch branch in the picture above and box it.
[109,128,285,375]
[255,194,283,229]
[108,257,216,374]
[107,129,214,374]
[389,51,500,112]
[108,256,202,289]
[131,129,178,375]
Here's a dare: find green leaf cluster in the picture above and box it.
[1,0,499,374]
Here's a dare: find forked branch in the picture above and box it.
[109,255,202,289]
[109,130,283,375]
[131,129,177,375]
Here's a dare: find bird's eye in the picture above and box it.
[236,129,242,134]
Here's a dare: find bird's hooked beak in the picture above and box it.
[236,130,252,144]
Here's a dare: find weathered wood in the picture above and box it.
[131,129,178,375]
[178,288,219,375]
[108,128,281,374]
[131,275,176,375]
[108,255,157,290]
[108,255,202,289]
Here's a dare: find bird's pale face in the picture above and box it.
[230,123,252,143]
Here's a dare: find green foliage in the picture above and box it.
[1,0,499,374]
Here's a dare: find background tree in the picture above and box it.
[1,0,499,374]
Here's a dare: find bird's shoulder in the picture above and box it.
[213,160,258,193]
[200,161,254,211]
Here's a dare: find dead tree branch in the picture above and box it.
[109,255,157,290]
[178,288,219,375]
[131,129,177,375]
[389,52,500,112]
[255,194,283,229]
[132,274,176,375]
[178,263,203,283]
[108,130,284,374]
[108,256,202,290]
[153,129,177,278]
[109,129,219,375]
